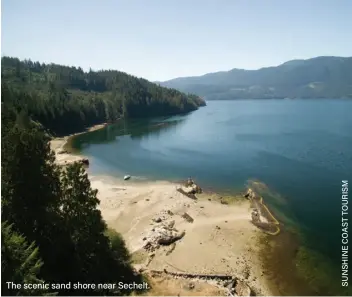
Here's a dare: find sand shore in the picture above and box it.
[50,129,274,296]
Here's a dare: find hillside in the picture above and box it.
[159,56,352,99]
[1,57,205,135]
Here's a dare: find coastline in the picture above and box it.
[51,124,346,296]
[50,125,275,296]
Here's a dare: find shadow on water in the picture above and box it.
[70,118,185,150]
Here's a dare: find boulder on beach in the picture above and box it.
[244,188,256,199]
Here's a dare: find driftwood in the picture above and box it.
[148,269,253,296]
[182,212,194,223]
[149,269,235,281]
[177,188,197,200]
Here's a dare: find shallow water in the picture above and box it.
[72,99,352,294]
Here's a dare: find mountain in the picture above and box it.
[159,56,352,99]
[1,57,205,135]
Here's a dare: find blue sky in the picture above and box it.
[1,0,351,81]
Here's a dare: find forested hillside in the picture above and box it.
[159,56,352,99]
[1,57,205,135]
[0,57,205,295]
[1,97,146,295]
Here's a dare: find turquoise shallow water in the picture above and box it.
[72,99,352,289]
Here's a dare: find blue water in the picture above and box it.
[72,99,352,276]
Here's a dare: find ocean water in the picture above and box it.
[72,99,352,294]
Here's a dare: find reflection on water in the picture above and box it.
[72,117,185,148]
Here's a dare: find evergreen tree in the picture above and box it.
[1,56,205,136]
[1,222,53,296]
[1,96,144,295]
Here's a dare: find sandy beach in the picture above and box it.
[50,131,274,296]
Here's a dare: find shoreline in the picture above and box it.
[52,123,349,296]
[52,124,341,296]
[50,125,276,296]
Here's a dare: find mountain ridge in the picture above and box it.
[158,56,352,99]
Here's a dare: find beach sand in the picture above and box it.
[50,133,274,296]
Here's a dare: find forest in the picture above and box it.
[0,57,205,295]
[1,98,147,295]
[1,56,205,135]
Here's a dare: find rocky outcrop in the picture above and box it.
[143,213,186,252]
[176,178,202,199]
[244,188,256,200]
[157,230,185,245]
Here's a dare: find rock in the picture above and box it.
[225,220,228,223]
[167,210,174,215]
[146,198,150,201]
[208,198,211,201]
[143,237,147,241]
[187,177,194,186]
[188,282,195,290]
[200,206,204,209]
[234,280,251,297]
[157,230,185,245]
[154,217,162,223]
[244,188,256,200]
[167,220,175,229]
[216,226,221,230]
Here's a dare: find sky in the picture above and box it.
[1,0,352,81]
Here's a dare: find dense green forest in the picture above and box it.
[1,97,146,295]
[159,56,352,99]
[1,56,205,135]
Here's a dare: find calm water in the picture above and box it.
[73,99,352,287]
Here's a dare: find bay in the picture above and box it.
[72,99,352,294]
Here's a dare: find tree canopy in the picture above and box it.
[1,56,205,135]
[1,89,144,296]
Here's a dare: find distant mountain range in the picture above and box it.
[158,56,352,99]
